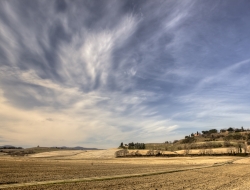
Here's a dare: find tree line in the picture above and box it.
[119,142,145,149]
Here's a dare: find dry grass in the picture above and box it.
[0,157,204,185]
[28,148,118,159]
[0,149,249,189]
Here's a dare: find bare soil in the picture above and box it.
[4,164,250,190]
[6,164,250,190]
[0,157,201,185]
[0,149,249,190]
[28,149,118,159]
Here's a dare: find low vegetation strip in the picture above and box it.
[0,160,238,189]
[29,150,84,158]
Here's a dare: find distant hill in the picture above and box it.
[121,127,250,152]
[0,145,100,150]
[50,146,100,150]
[0,145,22,149]
[0,145,14,148]
[145,127,250,151]
[0,146,102,156]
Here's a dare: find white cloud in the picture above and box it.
[57,14,138,90]
[197,58,250,89]
[2,0,250,148]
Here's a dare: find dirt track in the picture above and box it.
[3,163,250,190]
[0,157,204,185]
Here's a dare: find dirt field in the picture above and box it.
[6,164,250,190]
[0,149,250,189]
[28,149,118,159]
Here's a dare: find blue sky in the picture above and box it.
[1,0,250,148]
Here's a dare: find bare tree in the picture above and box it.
[184,144,191,156]
[146,150,154,156]
[236,143,243,153]
[206,148,213,155]
[170,145,175,152]
[165,144,168,151]
[199,148,206,155]
[135,150,141,156]
[247,146,250,153]
[227,147,236,154]
[115,149,128,157]
[242,143,247,154]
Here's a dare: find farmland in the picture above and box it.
[1,149,250,189]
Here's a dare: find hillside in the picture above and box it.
[120,127,250,154]
[0,146,101,156]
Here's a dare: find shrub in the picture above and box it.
[128,142,145,149]
[173,140,179,144]
[227,127,234,132]
[181,137,195,144]
[202,131,209,134]
[209,129,218,133]
[224,141,233,147]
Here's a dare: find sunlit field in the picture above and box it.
[1,149,250,189]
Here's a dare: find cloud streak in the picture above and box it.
[1,0,250,148]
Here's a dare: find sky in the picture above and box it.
[1,0,250,148]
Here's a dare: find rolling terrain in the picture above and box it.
[1,128,250,189]
[0,148,249,189]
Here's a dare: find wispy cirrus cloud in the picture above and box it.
[1,0,250,148]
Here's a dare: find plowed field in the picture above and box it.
[6,164,250,190]
[0,150,249,190]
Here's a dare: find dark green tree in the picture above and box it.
[202,131,209,134]
[209,129,218,133]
